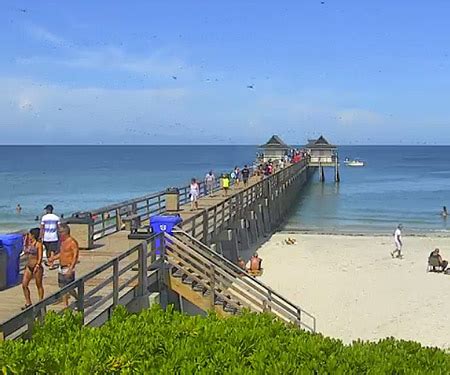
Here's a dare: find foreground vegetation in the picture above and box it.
[1,305,449,374]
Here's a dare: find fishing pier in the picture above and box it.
[0,137,338,340]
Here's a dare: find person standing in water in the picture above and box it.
[189,178,200,211]
[21,228,44,309]
[391,224,403,259]
[441,206,448,218]
[16,204,22,214]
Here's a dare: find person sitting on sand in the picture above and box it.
[441,206,448,218]
[237,257,246,270]
[429,248,448,272]
[246,253,263,275]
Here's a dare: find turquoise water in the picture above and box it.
[287,146,450,234]
[1,145,450,234]
[0,146,256,233]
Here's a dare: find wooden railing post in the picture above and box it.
[209,265,216,308]
[112,258,119,307]
[77,280,85,322]
[115,208,122,231]
[202,209,209,244]
[138,241,148,296]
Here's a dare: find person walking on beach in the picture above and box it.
[391,224,403,259]
[221,173,230,197]
[21,228,44,309]
[50,224,79,308]
[205,170,216,196]
[40,204,60,269]
[190,178,200,211]
[241,165,250,187]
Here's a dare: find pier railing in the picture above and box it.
[79,180,223,240]
[170,230,316,331]
[181,160,307,241]
[0,233,164,340]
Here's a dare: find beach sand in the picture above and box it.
[257,233,450,349]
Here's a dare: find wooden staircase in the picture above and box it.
[164,231,316,332]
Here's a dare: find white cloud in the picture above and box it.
[336,108,386,126]
[19,25,190,77]
[26,24,67,45]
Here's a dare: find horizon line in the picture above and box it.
[1,143,450,147]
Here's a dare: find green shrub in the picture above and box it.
[1,305,449,374]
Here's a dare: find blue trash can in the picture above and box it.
[150,214,182,253]
[0,234,23,288]
[0,243,7,290]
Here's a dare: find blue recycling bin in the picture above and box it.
[150,214,182,254]
[0,233,23,288]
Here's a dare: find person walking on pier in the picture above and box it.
[221,173,230,197]
[205,170,216,196]
[391,224,403,259]
[51,224,80,308]
[190,178,200,211]
[21,228,44,309]
[40,204,60,269]
[241,165,250,187]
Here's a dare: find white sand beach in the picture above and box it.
[257,233,450,349]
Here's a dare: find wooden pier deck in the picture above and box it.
[0,174,264,325]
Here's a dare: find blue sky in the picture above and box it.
[2,1,450,145]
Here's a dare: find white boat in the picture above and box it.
[346,159,365,167]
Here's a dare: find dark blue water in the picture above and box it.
[2,145,450,234]
[0,146,256,232]
[287,146,450,234]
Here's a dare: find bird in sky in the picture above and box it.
[247,85,254,89]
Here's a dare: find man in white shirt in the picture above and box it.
[40,204,61,268]
[391,224,403,259]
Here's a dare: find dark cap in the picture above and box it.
[44,204,54,211]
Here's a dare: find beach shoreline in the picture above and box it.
[281,227,450,238]
[257,232,450,349]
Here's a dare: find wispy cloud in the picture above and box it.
[26,24,67,46]
[19,25,190,77]
[336,108,386,126]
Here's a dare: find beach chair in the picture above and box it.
[427,256,444,273]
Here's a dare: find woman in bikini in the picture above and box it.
[22,227,44,309]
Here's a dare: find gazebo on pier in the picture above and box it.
[259,135,290,162]
[305,136,340,182]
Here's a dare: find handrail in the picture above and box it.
[168,230,316,332]
[0,232,164,340]
[174,230,315,322]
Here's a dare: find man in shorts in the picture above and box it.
[241,165,250,187]
[391,224,403,259]
[51,223,79,307]
[40,204,60,269]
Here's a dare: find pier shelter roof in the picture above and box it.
[305,135,336,150]
[259,135,290,150]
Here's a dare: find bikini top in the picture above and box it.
[24,243,39,256]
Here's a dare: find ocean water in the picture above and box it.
[0,146,257,233]
[1,145,450,235]
[286,146,450,234]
